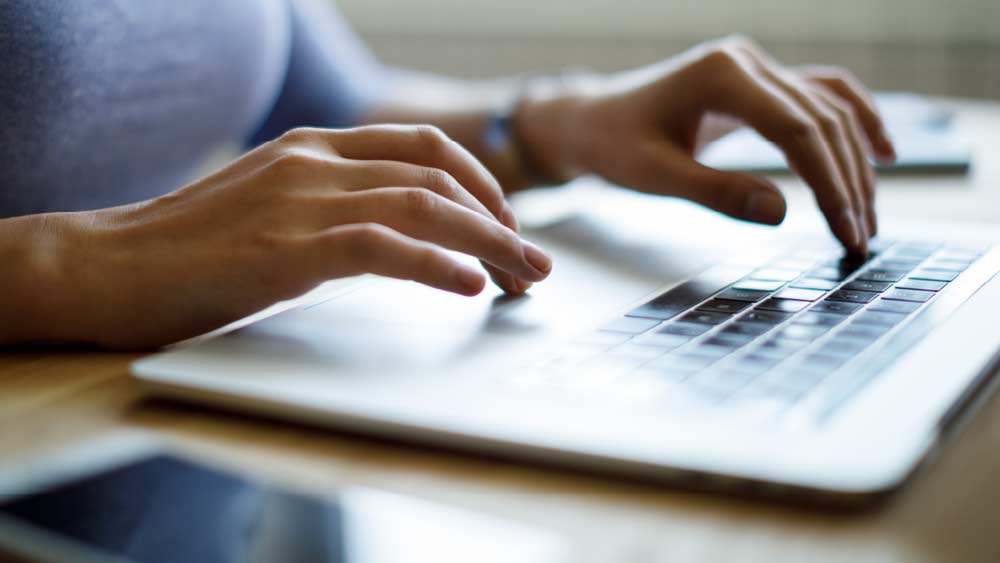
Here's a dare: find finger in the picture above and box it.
[811,85,879,236]
[315,188,551,282]
[626,140,787,225]
[800,66,896,162]
[304,223,487,296]
[746,59,870,247]
[698,51,864,253]
[320,125,516,230]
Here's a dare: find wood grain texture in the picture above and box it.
[3,100,1000,563]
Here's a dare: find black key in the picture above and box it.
[869,298,921,314]
[599,317,660,334]
[821,256,868,277]
[896,278,946,292]
[795,311,846,327]
[740,309,793,324]
[681,310,732,325]
[910,269,958,282]
[790,277,839,291]
[843,280,891,292]
[627,267,747,320]
[705,332,755,348]
[751,268,801,281]
[883,288,934,302]
[857,269,907,283]
[812,300,863,315]
[732,279,785,292]
[855,310,906,326]
[724,322,774,336]
[752,343,799,361]
[716,288,770,302]
[827,289,878,304]
[657,321,712,337]
[757,298,809,313]
[697,299,751,314]
[775,288,826,302]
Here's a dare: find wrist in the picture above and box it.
[0,213,78,344]
[512,73,598,189]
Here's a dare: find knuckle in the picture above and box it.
[784,117,820,143]
[420,167,458,195]
[342,223,387,266]
[413,125,451,150]
[700,46,742,73]
[269,149,326,175]
[816,111,841,136]
[277,127,321,147]
[400,187,439,218]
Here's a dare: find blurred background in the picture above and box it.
[338,0,1000,99]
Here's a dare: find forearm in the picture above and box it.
[360,69,587,193]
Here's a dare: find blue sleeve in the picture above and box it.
[248,0,385,145]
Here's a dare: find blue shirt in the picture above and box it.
[0,0,383,217]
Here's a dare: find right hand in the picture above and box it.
[20,125,552,349]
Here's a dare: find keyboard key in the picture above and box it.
[607,343,668,361]
[716,288,771,302]
[922,260,968,272]
[896,278,946,292]
[657,321,712,337]
[840,322,891,339]
[627,267,748,320]
[681,310,732,325]
[816,337,868,358]
[599,317,660,334]
[631,333,691,350]
[842,280,892,292]
[790,277,839,291]
[827,289,879,304]
[751,268,801,281]
[724,354,781,376]
[775,288,826,301]
[572,331,632,348]
[732,279,785,292]
[807,266,853,281]
[690,344,736,359]
[889,244,937,259]
[740,310,793,324]
[910,269,958,282]
[724,322,774,336]
[757,298,810,313]
[876,259,922,272]
[705,332,755,348]
[795,311,846,327]
[855,310,906,326]
[697,299,752,314]
[752,343,799,362]
[779,324,829,340]
[857,269,907,283]
[883,288,934,302]
[812,300,863,315]
[661,352,718,370]
[869,298,921,314]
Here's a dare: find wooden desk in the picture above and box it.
[4,99,1000,563]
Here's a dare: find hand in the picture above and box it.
[14,125,551,349]
[520,35,896,255]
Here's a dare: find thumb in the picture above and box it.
[641,145,787,225]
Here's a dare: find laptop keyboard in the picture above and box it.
[522,239,991,424]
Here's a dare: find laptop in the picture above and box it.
[132,184,1000,507]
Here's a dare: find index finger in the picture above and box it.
[321,125,515,229]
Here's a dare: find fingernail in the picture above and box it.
[742,191,786,225]
[500,203,520,232]
[522,240,553,276]
[455,267,485,294]
[514,278,533,293]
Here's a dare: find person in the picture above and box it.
[0,0,895,349]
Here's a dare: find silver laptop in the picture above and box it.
[132,186,1000,506]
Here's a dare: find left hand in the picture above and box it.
[519,35,897,256]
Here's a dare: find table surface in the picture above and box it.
[4,98,1000,563]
